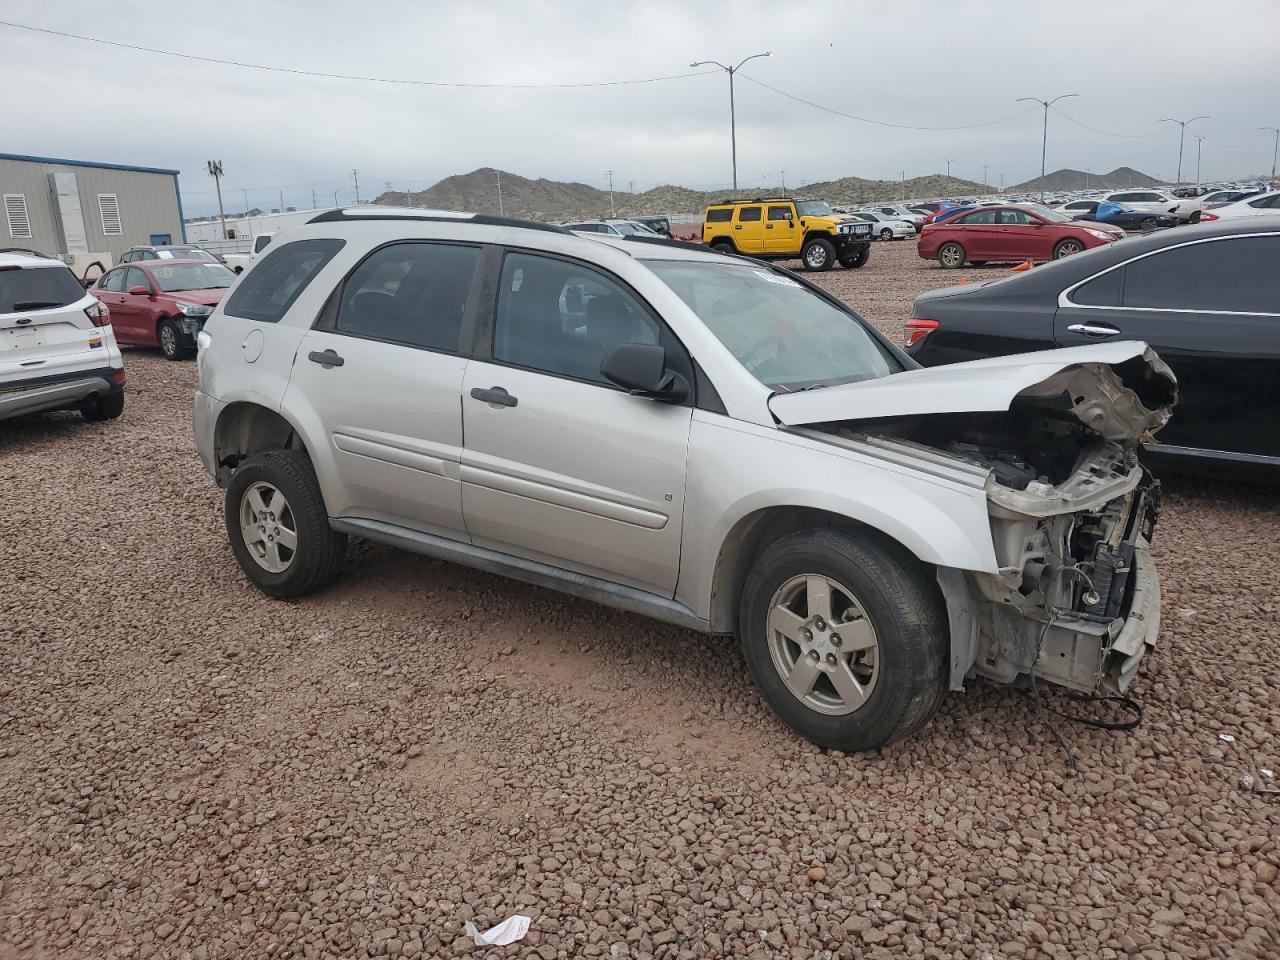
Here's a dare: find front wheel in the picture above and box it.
[801,238,836,272]
[158,318,191,360]
[838,245,870,269]
[937,242,966,268]
[1189,210,1201,224]
[738,529,948,751]
[1053,239,1084,259]
[225,450,347,598]
[879,228,894,241]
[1139,217,1158,231]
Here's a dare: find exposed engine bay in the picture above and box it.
[797,351,1178,695]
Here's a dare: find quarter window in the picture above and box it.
[1121,236,1280,313]
[335,242,479,352]
[737,206,762,222]
[222,238,345,324]
[494,252,685,388]
[1070,268,1122,307]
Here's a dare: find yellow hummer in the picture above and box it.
[701,197,874,271]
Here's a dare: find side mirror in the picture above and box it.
[601,343,688,403]
[128,285,151,296]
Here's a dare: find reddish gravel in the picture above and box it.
[1,240,1278,959]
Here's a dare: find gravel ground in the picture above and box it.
[1,240,1277,960]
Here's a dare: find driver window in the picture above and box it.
[767,206,792,221]
[999,210,1033,225]
[124,267,150,293]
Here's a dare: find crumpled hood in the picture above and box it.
[769,341,1176,441]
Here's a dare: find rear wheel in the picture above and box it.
[158,318,191,360]
[81,390,124,422]
[739,529,948,751]
[937,242,966,268]
[710,240,736,256]
[801,237,836,272]
[838,245,870,269]
[225,450,347,598]
[1139,217,1159,231]
[1189,210,1202,224]
[1053,239,1084,259]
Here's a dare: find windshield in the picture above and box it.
[612,222,654,235]
[149,263,236,292]
[794,200,834,217]
[645,260,900,391]
[154,247,218,262]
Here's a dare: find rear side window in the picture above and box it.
[0,265,85,313]
[1122,236,1280,313]
[737,206,762,222]
[335,242,479,352]
[705,208,732,223]
[1070,268,1122,307]
[222,238,345,323]
[1249,194,1280,209]
[958,210,997,225]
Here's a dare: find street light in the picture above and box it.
[1262,127,1280,182]
[1017,94,1078,201]
[1193,134,1206,187]
[1159,116,1209,185]
[690,52,772,192]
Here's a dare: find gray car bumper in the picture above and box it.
[0,369,120,422]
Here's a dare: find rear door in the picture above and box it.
[1054,233,1280,457]
[734,205,765,253]
[951,209,999,258]
[284,240,481,537]
[460,249,693,594]
[0,263,102,383]
[764,204,798,253]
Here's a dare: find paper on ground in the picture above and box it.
[464,914,531,947]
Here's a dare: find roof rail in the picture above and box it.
[307,208,571,234]
[618,235,709,252]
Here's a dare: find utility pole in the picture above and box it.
[1159,116,1208,185]
[1262,127,1280,182]
[242,188,248,215]
[350,169,361,205]
[943,158,954,178]
[1193,135,1206,187]
[690,52,772,192]
[279,190,284,213]
[628,180,635,194]
[780,169,786,190]
[334,189,340,207]
[496,170,504,215]
[982,164,988,187]
[1017,94,1078,201]
[901,170,906,201]
[605,170,615,217]
[311,188,317,210]
[999,173,1005,192]
[206,161,227,239]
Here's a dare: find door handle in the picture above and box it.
[1066,322,1121,338]
[765,224,774,229]
[308,348,345,368]
[470,386,517,408]
[734,225,742,230]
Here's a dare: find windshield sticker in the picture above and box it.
[753,270,801,288]
[154,267,174,279]
[157,250,174,258]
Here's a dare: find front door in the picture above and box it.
[764,204,798,253]
[285,240,484,537]
[115,266,155,344]
[993,208,1053,260]
[460,250,693,595]
[1054,233,1280,457]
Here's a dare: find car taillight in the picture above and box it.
[1199,212,1219,222]
[905,318,939,346]
[84,300,110,327]
[110,369,126,384]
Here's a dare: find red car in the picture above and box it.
[917,204,1125,269]
[91,259,236,359]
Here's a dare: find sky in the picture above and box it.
[3,0,1278,218]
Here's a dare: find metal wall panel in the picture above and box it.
[0,157,183,262]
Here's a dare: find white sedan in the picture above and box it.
[852,211,916,240]
[1199,189,1280,221]
[1171,189,1257,223]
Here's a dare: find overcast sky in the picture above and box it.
[4,0,1277,217]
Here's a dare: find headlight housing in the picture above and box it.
[1084,228,1113,240]
[176,301,214,317]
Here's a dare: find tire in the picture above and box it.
[80,390,124,422]
[936,242,966,269]
[738,528,948,751]
[969,261,988,267]
[1189,211,1201,224]
[838,246,870,269]
[710,240,736,256]
[157,318,191,360]
[225,450,347,598]
[1053,239,1084,259]
[801,237,836,272]
[879,228,894,241]
[1139,217,1158,231]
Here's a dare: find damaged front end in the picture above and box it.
[778,344,1178,696]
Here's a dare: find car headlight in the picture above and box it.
[1084,228,1113,240]
[176,302,213,317]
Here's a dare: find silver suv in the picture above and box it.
[193,208,1174,751]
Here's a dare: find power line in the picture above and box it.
[1049,106,1167,139]
[0,19,720,89]
[736,73,1037,130]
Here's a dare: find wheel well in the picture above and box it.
[708,506,935,633]
[709,237,736,251]
[802,231,834,245]
[213,403,308,478]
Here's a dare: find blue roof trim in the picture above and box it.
[0,151,180,176]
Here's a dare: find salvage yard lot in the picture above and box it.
[1,241,1278,959]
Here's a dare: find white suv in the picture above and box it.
[1,252,125,423]
[193,208,1173,751]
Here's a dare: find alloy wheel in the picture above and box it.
[766,574,880,716]
[805,246,828,268]
[1056,241,1082,258]
[239,481,298,573]
[159,324,177,358]
[939,244,963,268]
